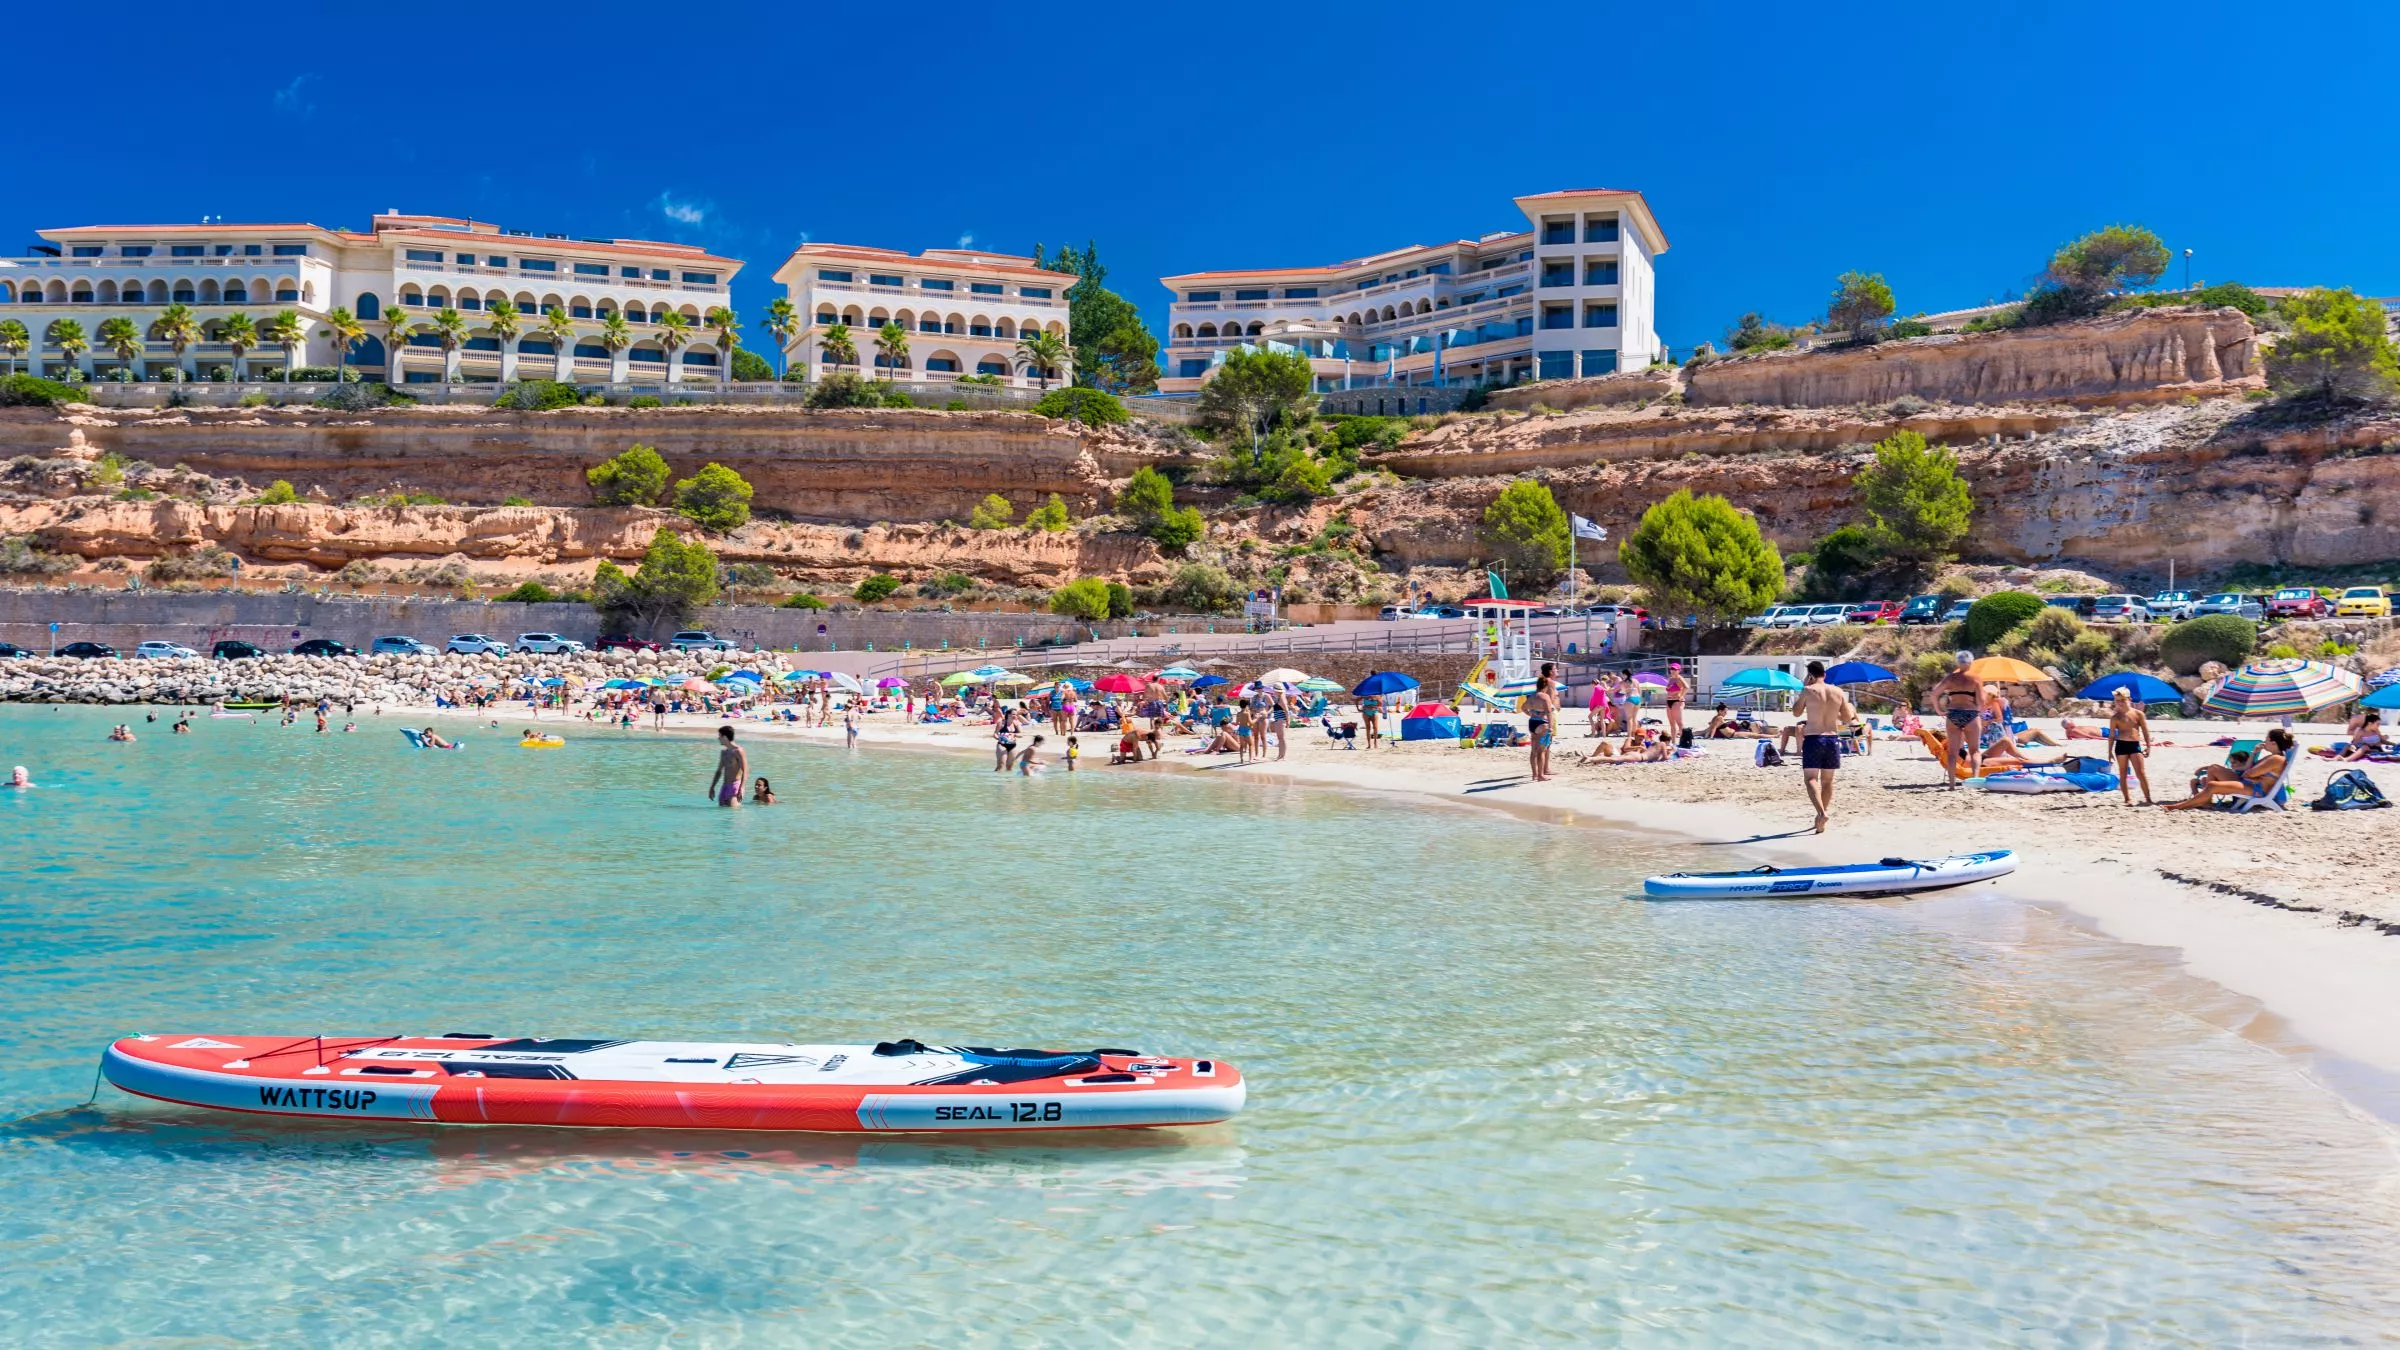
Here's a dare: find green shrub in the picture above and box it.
[804,372,915,409]
[0,534,74,576]
[1481,478,1571,591]
[1049,577,1113,621]
[0,373,88,407]
[500,495,533,507]
[313,382,398,411]
[1104,580,1134,619]
[2159,614,2257,675]
[626,394,663,408]
[1031,386,1128,425]
[494,379,583,411]
[496,581,558,603]
[1958,591,2044,649]
[945,400,968,411]
[1162,562,1237,613]
[1999,605,2086,657]
[673,462,754,531]
[1148,505,1204,551]
[779,590,828,609]
[853,573,901,603]
[237,391,270,408]
[587,444,671,507]
[254,479,299,505]
[1268,452,1332,504]
[967,494,1015,530]
[1026,494,1072,532]
[919,571,977,598]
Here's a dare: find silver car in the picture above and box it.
[1803,604,1850,626]
[515,632,587,654]
[2189,592,2265,622]
[2088,595,2151,624]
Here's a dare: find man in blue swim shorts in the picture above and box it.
[1790,660,1856,835]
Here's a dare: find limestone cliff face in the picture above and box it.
[1684,307,2260,408]
[0,405,1194,524]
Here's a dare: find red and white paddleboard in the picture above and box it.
[102,1033,1244,1133]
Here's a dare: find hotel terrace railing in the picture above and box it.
[397,258,724,293]
[1174,264,1531,315]
[809,280,1062,308]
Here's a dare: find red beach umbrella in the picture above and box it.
[1094,672,1146,694]
[1402,701,1457,718]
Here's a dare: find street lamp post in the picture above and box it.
[2183,248,2193,294]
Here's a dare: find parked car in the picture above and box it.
[2266,586,2329,619]
[2189,592,2265,621]
[1898,594,1947,625]
[1765,606,1812,628]
[2148,590,2198,621]
[133,641,199,658]
[597,634,663,652]
[1941,598,1975,623]
[1803,604,1851,626]
[2335,586,2392,618]
[58,642,118,658]
[1423,605,1468,620]
[669,630,738,652]
[445,633,511,656]
[2044,595,2100,618]
[291,639,357,657]
[0,642,30,658]
[1745,606,1798,628]
[515,632,587,654]
[1376,605,1414,622]
[2088,594,2151,624]
[211,640,265,660]
[370,636,436,656]
[1846,600,1903,625]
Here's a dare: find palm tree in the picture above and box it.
[762,297,797,379]
[821,322,857,378]
[654,310,691,383]
[0,318,27,375]
[1016,329,1067,391]
[704,305,741,389]
[484,298,522,383]
[50,319,89,381]
[597,311,632,383]
[156,303,201,382]
[874,320,909,382]
[431,307,469,383]
[217,313,258,382]
[263,310,307,382]
[381,305,414,385]
[97,317,143,382]
[322,306,365,383]
[536,306,577,382]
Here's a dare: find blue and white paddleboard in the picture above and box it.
[1643,849,2016,900]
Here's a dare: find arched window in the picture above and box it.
[400,290,423,307]
[625,304,646,323]
[223,285,247,304]
[976,357,1008,376]
[172,284,195,303]
[351,336,386,368]
[1173,324,1192,339]
[355,292,381,320]
[458,294,480,310]
[817,310,837,326]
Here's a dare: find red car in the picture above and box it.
[1846,600,1902,624]
[2266,587,2328,619]
[597,634,661,652]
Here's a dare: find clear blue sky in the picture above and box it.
[10,0,2393,354]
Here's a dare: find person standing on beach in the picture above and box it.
[994,705,1019,772]
[1525,675,1558,782]
[844,704,859,749]
[1662,664,1688,742]
[1791,660,1855,834]
[2107,687,2154,805]
[1930,653,1985,783]
[706,726,748,808]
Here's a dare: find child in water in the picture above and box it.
[1064,735,1079,772]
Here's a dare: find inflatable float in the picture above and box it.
[1975,768,2117,794]
[99,1033,1243,1133]
[1644,849,2017,900]
[518,734,565,749]
[399,729,463,750]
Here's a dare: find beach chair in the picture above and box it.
[1324,718,1358,750]
[2220,749,2295,813]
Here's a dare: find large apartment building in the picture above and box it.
[0,214,741,383]
[770,244,1071,388]
[1157,189,1666,398]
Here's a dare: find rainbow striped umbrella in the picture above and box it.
[2201,659,2361,717]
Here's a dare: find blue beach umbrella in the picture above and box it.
[1823,661,1896,685]
[1352,671,1421,698]
[2076,671,2182,704]
[2359,683,2400,711]
[538,676,567,687]
[1060,677,1093,691]
[969,664,1012,679]
[1190,674,1229,689]
[1721,667,1803,692]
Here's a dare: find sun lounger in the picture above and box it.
[2219,750,2295,812]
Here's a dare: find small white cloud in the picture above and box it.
[957,232,975,249]
[797,231,811,244]
[654,192,709,227]
[272,73,319,121]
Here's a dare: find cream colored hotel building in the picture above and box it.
[768,244,1071,388]
[1158,189,1666,401]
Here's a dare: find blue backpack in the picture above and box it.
[2309,768,2392,811]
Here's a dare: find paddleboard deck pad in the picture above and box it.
[102,1034,1243,1132]
[1643,849,2016,900]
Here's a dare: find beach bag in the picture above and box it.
[2308,768,2391,811]
[1753,741,1784,768]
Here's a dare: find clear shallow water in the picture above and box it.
[2,708,2397,1346]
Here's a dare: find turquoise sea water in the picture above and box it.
[2,707,2397,1346]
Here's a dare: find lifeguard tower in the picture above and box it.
[1457,597,1540,709]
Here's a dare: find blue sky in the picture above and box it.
[9,0,2393,354]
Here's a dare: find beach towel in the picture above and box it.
[2309,769,2392,811]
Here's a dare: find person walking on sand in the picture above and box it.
[1662,663,1688,743]
[2107,687,2154,804]
[1791,660,1856,834]
[1525,675,1558,782]
[706,726,748,809]
[1930,652,1985,783]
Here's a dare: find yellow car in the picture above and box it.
[2335,586,2391,618]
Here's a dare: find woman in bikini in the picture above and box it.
[1662,664,1688,742]
[2106,687,2153,805]
[2165,728,2292,810]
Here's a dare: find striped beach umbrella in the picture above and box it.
[2201,658,2361,717]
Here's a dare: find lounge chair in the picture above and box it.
[2220,750,2295,812]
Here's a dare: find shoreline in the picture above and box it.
[130,698,2400,1121]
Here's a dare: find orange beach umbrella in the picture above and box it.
[1965,656,2051,684]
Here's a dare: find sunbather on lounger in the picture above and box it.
[2164,731,2291,810]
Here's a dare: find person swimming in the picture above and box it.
[420,727,456,749]
[6,766,30,788]
[107,724,135,742]
[752,776,776,804]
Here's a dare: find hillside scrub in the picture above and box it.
[1959,591,2043,649]
[588,444,671,507]
[672,463,754,531]
[1618,490,1783,627]
[2160,615,2257,675]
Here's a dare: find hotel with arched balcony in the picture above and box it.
[1157,189,1665,405]
[769,244,1070,389]
[0,213,740,384]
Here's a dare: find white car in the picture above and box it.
[515,632,587,654]
[133,641,198,658]
[1802,604,1850,626]
[446,634,511,656]
[1743,607,1793,628]
[370,636,436,656]
[669,630,738,651]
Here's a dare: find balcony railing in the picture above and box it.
[808,279,1060,308]
[2,255,327,272]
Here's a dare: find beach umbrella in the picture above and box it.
[1631,671,1668,687]
[969,664,1011,679]
[1256,667,1311,686]
[539,676,566,687]
[1190,674,1229,689]
[730,669,764,682]
[1060,677,1094,691]
[2360,683,2400,711]
[1025,682,1057,698]
[1094,672,1145,694]
[1965,656,2052,684]
[680,677,714,692]
[990,671,1035,686]
[2202,659,2361,717]
[1351,671,1420,698]
[1401,700,1457,719]
[827,671,864,693]
[1721,667,1803,692]
[1824,661,1896,685]
[1298,677,1345,692]
[1154,665,1201,681]
[939,671,981,687]
[2368,666,2400,689]
[876,676,908,688]
[2076,671,2182,704]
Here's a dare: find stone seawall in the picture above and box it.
[0,588,1145,656]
